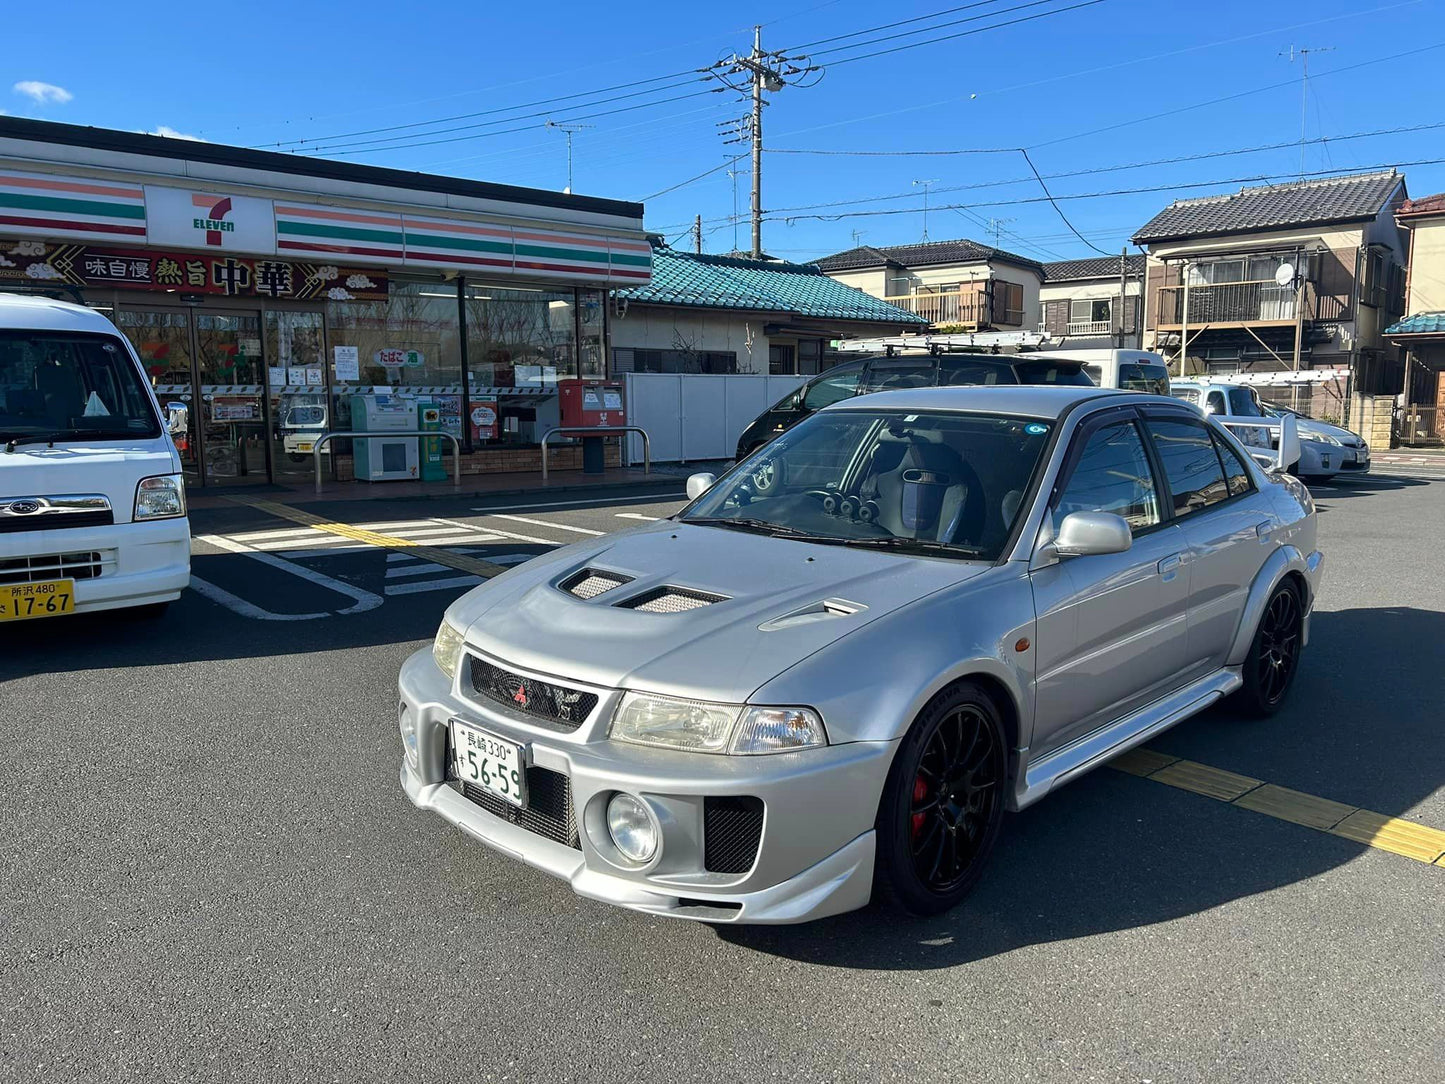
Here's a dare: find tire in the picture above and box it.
[1235,580,1303,717]
[873,681,1009,916]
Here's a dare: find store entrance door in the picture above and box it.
[119,307,271,485]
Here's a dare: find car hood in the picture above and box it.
[451,521,992,704]
[1295,417,1360,444]
[0,439,179,523]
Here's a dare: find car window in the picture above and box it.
[1210,429,1255,496]
[1171,387,1202,407]
[860,359,935,393]
[1013,360,1094,386]
[1117,362,1171,395]
[937,360,1017,386]
[0,331,161,441]
[1053,420,1161,533]
[1205,390,1228,415]
[802,363,864,411]
[1145,416,1231,517]
[1228,387,1262,417]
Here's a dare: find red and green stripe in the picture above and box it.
[0,170,145,239]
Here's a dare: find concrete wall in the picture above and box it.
[823,267,890,299]
[611,306,770,373]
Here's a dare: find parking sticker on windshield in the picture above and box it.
[1026,423,1049,435]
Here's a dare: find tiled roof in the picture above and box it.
[1397,193,1445,218]
[615,244,927,325]
[1132,170,1405,244]
[1042,255,1146,281]
[813,238,1044,273]
[1385,311,1445,336]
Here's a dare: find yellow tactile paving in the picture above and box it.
[227,497,507,579]
[1114,748,1445,869]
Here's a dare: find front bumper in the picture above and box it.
[0,516,190,614]
[397,647,896,924]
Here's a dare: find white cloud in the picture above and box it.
[345,274,375,289]
[147,125,204,141]
[13,81,72,105]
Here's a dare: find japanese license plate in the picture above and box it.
[296,441,313,452]
[450,719,527,808]
[0,579,76,622]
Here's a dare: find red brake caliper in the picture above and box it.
[911,775,928,839]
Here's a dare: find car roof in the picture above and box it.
[823,384,1171,420]
[0,292,122,335]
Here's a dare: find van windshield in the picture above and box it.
[0,330,160,443]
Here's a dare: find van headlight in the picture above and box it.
[609,692,827,754]
[133,474,186,520]
[432,617,467,683]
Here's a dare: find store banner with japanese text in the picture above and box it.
[0,238,388,301]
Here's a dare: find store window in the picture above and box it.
[327,280,463,390]
[578,288,606,378]
[464,283,577,389]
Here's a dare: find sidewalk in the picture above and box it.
[1374,448,1445,464]
[184,464,681,511]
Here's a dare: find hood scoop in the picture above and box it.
[618,586,729,614]
[758,597,867,632]
[562,568,634,600]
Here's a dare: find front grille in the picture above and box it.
[468,656,598,731]
[456,766,581,850]
[562,568,633,599]
[0,509,113,534]
[703,796,765,874]
[620,587,728,614]
[0,551,108,586]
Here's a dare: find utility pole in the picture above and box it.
[693,214,703,254]
[914,180,940,242]
[726,157,744,253]
[1279,45,1333,179]
[544,120,593,193]
[708,27,811,259]
[1117,247,1129,349]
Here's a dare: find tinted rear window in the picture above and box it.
[1013,361,1094,386]
[938,360,1017,386]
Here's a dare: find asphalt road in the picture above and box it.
[2,472,1442,1083]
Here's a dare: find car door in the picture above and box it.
[1030,408,1191,756]
[1140,408,1277,677]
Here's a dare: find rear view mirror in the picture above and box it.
[1272,413,1300,473]
[686,472,717,500]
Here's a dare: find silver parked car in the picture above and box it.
[397,387,1322,924]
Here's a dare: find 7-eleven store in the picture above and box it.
[0,116,650,487]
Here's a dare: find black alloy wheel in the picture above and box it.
[874,681,1008,915]
[1238,581,1303,717]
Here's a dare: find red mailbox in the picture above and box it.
[558,379,626,429]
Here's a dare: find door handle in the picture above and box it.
[1157,553,1182,577]
[1256,521,1274,539]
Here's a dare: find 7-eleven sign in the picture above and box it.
[144,185,277,255]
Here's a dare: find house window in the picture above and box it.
[993,281,1025,326]
[1069,299,1112,330]
[798,338,823,375]
[769,343,797,374]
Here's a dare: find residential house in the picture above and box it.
[610,241,927,376]
[1384,192,1445,445]
[1132,170,1407,442]
[814,239,1044,333]
[1038,255,1146,349]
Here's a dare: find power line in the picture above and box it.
[823,0,1108,67]
[784,0,1014,50]
[1020,148,1112,256]
[808,0,1093,59]
[640,160,735,202]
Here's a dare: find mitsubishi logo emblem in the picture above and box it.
[512,685,529,708]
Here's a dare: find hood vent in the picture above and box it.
[562,568,634,600]
[620,586,728,614]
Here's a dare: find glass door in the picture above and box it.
[117,309,201,484]
[264,311,329,481]
[195,312,269,484]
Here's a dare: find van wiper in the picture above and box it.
[839,536,985,559]
[4,428,137,452]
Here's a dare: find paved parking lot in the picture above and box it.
[2,470,1442,1083]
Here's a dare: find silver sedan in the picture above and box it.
[397,386,1322,924]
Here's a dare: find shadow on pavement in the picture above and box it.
[715,604,1444,968]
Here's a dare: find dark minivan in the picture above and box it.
[734,352,1093,459]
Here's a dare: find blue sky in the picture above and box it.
[6,0,1443,264]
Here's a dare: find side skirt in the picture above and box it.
[1012,668,1242,810]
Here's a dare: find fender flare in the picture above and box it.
[1225,544,1310,667]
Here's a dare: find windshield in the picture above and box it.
[1118,362,1170,395]
[0,330,160,442]
[684,409,1054,560]
[283,405,327,427]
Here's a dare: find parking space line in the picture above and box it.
[385,574,482,596]
[1110,748,1445,867]
[227,498,508,579]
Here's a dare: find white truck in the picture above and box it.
[0,293,190,621]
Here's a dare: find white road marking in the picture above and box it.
[386,561,452,579]
[192,534,383,618]
[615,512,661,521]
[426,516,560,546]
[349,519,446,531]
[384,574,482,596]
[486,513,604,536]
[272,545,371,559]
[470,493,685,513]
[188,576,332,622]
[250,535,363,551]
[228,526,326,542]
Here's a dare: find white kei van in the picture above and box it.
[0,293,189,622]
[1032,349,1172,395]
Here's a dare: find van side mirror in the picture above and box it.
[686,472,717,500]
[1272,414,1300,473]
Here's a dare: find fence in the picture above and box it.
[621,373,807,464]
[1395,406,1443,446]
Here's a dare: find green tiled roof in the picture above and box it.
[1385,312,1445,336]
[616,244,927,325]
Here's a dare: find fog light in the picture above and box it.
[606,793,658,863]
[399,702,419,771]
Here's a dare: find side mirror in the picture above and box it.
[1051,511,1133,559]
[1272,413,1300,473]
[686,472,717,500]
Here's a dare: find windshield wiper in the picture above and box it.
[684,516,845,542]
[4,428,138,452]
[838,536,985,559]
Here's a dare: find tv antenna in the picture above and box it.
[545,120,593,193]
[1279,45,1334,178]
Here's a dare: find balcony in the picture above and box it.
[1068,319,1113,336]
[1155,279,1345,329]
[885,285,988,327]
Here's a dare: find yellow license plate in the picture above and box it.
[0,579,76,622]
[297,442,313,451]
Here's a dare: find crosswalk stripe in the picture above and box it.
[350,519,445,531]
[385,561,451,579]
[229,526,325,542]
[384,575,482,596]
[615,512,661,521]
[486,513,604,536]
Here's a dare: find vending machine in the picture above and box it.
[350,395,418,481]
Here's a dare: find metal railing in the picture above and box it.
[1156,279,1314,326]
[310,430,461,495]
[539,426,650,482]
[1395,406,1443,446]
[1068,319,1113,335]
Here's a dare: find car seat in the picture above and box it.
[863,432,986,543]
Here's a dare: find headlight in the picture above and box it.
[609,692,827,754]
[606,793,658,862]
[1312,433,1342,446]
[432,617,466,683]
[133,473,186,519]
